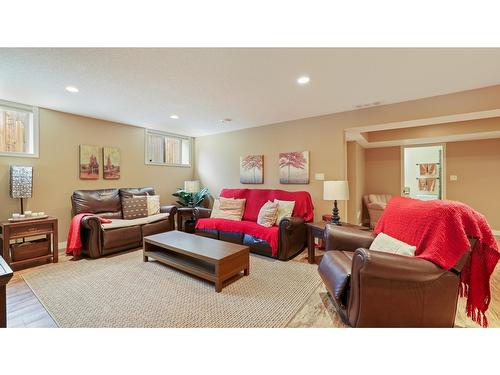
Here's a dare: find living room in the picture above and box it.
[2,2,500,375]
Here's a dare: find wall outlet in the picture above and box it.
[449,175,458,181]
[315,173,325,181]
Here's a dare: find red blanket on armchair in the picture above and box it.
[66,213,111,257]
[375,196,500,327]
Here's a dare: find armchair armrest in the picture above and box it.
[193,207,212,220]
[351,248,447,282]
[324,224,375,252]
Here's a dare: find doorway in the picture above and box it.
[402,144,444,200]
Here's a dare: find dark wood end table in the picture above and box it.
[177,207,195,232]
[0,217,58,270]
[306,221,370,264]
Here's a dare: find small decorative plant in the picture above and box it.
[172,187,209,208]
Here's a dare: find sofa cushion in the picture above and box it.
[220,188,314,222]
[72,188,122,218]
[257,201,279,227]
[196,218,279,256]
[101,213,170,230]
[210,197,246,221]
[119,187,155,198]
[122,197,148,219]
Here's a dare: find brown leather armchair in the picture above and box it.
[72,187,177,258]
[318,225,472,327]
[362,194,392,228]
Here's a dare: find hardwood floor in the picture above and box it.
[5,241,500,328]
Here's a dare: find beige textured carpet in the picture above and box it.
[23,250,322,328]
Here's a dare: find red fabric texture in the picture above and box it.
[66,213,112,257]
[219,188,314,222]
[196,218,280,256]
[375,196,500,327]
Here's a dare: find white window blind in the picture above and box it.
[0,100,38,157]
[145,129,191,166]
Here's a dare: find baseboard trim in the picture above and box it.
[58,241,67,251]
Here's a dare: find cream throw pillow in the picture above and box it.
[273,199,295,224]
[369,232,416,257]
[134,194,160,216]
[210,197,246,221]
[257,201,279,227]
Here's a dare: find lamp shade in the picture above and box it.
[10,165,33,199]
[323,180,349,201]
[184,180,200,193]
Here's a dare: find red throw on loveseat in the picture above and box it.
[194,188,314,260]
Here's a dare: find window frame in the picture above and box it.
[0,99,39,158]
[144,128,192,167]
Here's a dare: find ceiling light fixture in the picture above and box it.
[169,114,179,119]
[220,118,232,124]
[354,101,383,109]
[65,86,79,93]
[297,76,310,85]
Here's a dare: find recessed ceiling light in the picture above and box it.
[65,86,79,93]
[297,76,310,85]
[220,118,232,124]
[169,114,179,119]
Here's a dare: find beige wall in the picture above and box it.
[364,146,402,196]
[362,139,500,230]
[447,138,500,230]
[0,109,194,240]
[346,141,365,225]
[194,115,347,220]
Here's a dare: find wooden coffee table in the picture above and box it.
[143,231,250,292]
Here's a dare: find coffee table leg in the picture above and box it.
[143,254,148,262]
[244,266,249,276]
[307,228,315,264]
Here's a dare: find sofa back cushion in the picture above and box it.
[119,187,156,198]
[71,189,122,219]
[220,188,314,222]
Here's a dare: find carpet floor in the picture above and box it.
[22,250,322,328]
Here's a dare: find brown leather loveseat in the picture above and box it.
[318,224,472,327]
[71,187,177,258]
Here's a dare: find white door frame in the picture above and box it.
[400,143,446,200]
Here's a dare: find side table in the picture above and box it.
[0,217,58,270]
[0,256,13,328]
[305,221,370,264]
[177,207,195,233]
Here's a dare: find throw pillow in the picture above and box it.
[257,201,279,227]
[122,196,148,220]
[134,194,160,216]
[273,199,295,224]
[369,232,416,257]
[210,197,246,221]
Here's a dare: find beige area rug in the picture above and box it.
[23,250,322,328]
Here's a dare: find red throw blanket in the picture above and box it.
[66,213,112,257]
[196,218,280,256]
[375,196,500,327]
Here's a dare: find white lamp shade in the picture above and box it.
[323,181,349,201]
[184,180,200,193]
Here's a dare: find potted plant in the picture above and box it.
[172,187,209,233]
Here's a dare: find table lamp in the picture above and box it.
[184,180,200,207]
[10,165,33,214]
[323,180,349,226]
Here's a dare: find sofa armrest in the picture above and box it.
[351,248,447,282]
[193,207,212,220]
[277,216,306,260]
[160,205,177,215]
[80,216,103,258]
[324,224,375,252]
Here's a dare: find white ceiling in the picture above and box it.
[2,48,500,137]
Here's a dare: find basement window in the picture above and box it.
[0,100,39,158]
[145,129,191,167]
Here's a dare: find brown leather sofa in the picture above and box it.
[362,194,392,228]
[71,187,177,258]
[318,224,472,327]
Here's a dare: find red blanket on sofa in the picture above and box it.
[66,213,111,257]
[375,196,500,327]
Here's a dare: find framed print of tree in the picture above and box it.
[240,155,264,184]
[279,151,309,184]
